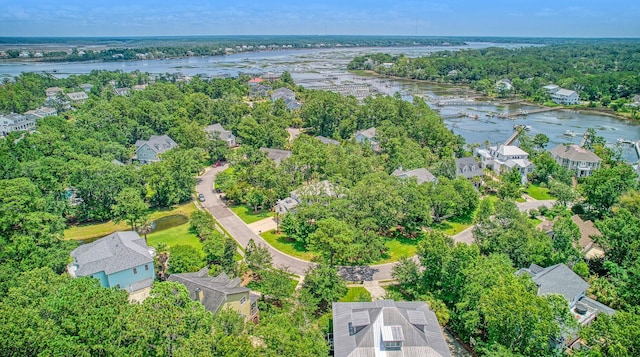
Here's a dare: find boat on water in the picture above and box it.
[564,130,576,137]
[524,125,532,131]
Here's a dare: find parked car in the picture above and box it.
[198,193,205,202]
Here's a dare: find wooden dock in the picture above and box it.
[504,128,522,145]
[441,111,479,119]
[500,106,563,118]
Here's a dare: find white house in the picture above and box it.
[0,113,37,137]
[476,144,534,184]
[551,89,579,105]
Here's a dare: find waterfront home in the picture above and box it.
[331,300,451,357]
[271,87,296,101]
[249,84,271,98]
[476,144,534,183]
[248,77,264,85]
[67,91,89,103]
[0,113,37,137]
[354,127,380,152]
[392,166,436,184]
[496,78,513,91]
[552,89,579,105]
[168,268,259,323]
[259,147,291,166]
[134,135,178,164]
[205,123,236,147]
[543,84,560,94]
[549,144,601,178]
[68,231,155,294]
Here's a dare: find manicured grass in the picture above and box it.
[260,230,317,261]
[378,237,421,264]
[339,287,372,302]
[528,218,542,227]
[64,202,199,241]
[146,223,202,250]
[432,220,473,236]
[229,204,274,224]
[524,184,556,201]
[516,197,526,203]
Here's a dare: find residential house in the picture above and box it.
[518,263,615,328]
[132,84,148,91]
[114,87,130,96]
[476,144,534,183]
[0,113,37,137]
[354,127,380,152]
[455,156,484,179]
[67,91,89,103]
[168,267,259,323]
[392,166,436,184]
[45,87,64,98]
[570,215,605,259]
[134,135,178,163]
[271,87,296,101]
[261,72,281,81]
[249,84,271,98]
[80,83,94,92]
[275,180,341,214]
[496,78,513,91]
[549,144,601,178]
[332,300,452,357]
[259,147,291,166]
[248,77,264,85]
[68,231,155,294]
[543,84,560,94]
[552,89,580,105]
[205,123,236,147]
[632,94,640,106]
[316,135,340,146]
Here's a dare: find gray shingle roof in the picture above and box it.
[168,268,250,314]
[316,136,340,145]
[521,263,589,302]
[355,127,376,140]
[392,167,436,184]
[456,157,484,179]
[332,300,451,357]
[205,123,235,141]
[70,231,154,276]
[259,147,292,166]
[549,144,601,164]
[271,87,296,101]
[135,135,178,154]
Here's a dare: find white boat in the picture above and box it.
[524,125,532,131]
[564,130,576,137]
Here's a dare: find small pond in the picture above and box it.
[79,214,188,244]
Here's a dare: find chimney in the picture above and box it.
[195,288,204,302]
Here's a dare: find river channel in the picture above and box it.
[2,43,639,162]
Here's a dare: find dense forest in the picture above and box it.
[1,67,640,356]
[348,42,640,116]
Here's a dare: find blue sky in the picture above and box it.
[1,0,638,37]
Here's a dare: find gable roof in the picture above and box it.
[271,87,295,101]
[70,231,154,276]
[492,145,528,157]
[520,263,589,302]
[555,88,578,97]
[355,127,376,140]
[168,268,250,314]
[67,91,89,101]
[456,157,484,178]
[135,135,178,154]
[316,135,340,145]
[259,147,291,166]
[332,300,451,357]
[205,123,235,140]
[392,167,436,184]
[549,144,601,163]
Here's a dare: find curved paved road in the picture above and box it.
[197,165,397,280]
[197,166,555,281]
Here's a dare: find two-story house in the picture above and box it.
[476,144,534,184]
[271,87,301,109]
[68,231,155,294]
[543,84,579,105]
[354,127,380,153]
[332,300,451,357]
[168,267,259,323]
[455,156,484,179]
[275,180,341,215]
[67,91,89,103]
[549,144,601,178]
[134,135,178,164]
[0,113,37,137]
[205,123,236,147]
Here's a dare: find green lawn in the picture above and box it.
[528,218,542,227]
[378,237,421,264]
[64,202,199,241]
[525,184,556,201]
[339,287,372,302]
[146,223,202,250]
[348,69,378,77]
[230,204,274,224]
[260,230,317,261]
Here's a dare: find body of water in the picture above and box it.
[2,43,639,162]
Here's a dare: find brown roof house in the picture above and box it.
[332,300,451,357]
[570,215,605,259]
[168,268,259,323]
